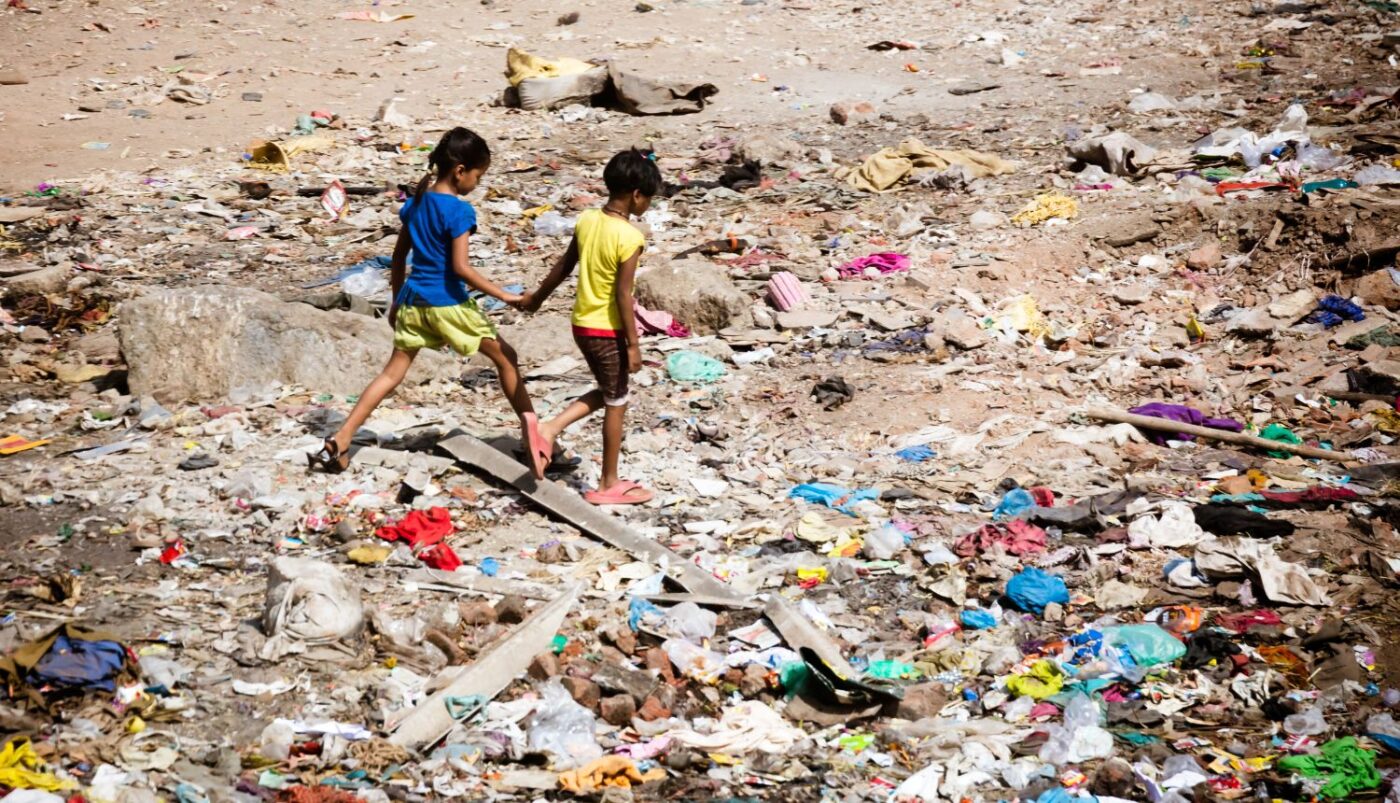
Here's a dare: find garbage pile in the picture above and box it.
[2,0,1400,800]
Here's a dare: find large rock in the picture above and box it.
[3,264,70,295]
[734,133,807,167]
[635,257,751,334]
[1357,269,1400,311]
[119,286,455,404]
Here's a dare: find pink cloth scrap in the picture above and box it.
[953,520,1048,558]
[836,252,910,279]
[633,299,691,338]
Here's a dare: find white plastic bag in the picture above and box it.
[526,679,602,769]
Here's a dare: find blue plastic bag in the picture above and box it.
[895,444,936,463]
[1005,567,1069,616]
[789,483,880,516]
[627,597,663,631]
[993,487,1036,520]
[959,609,997,630]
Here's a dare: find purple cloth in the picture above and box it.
[837,252,910,279]
[1128,402,1244,445]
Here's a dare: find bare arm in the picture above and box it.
[388,226,411,325]
[450,232,522,304]
[614,248,643,372]
[522,235,579,312]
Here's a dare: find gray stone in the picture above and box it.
[894,682,948,720]
[3,264,70,295]
[734,133,806,167]
[1186,242,1222,270]
[865,310,917,331]
[829,100,878,126]
[118,286,454,404]
[635,257,752,334]
[591,661,658,703]
[1361,360,1400,391]
[776,310,838,330]
[1268,289,1318,321]
[18,326,49,343]
[72,329,121,362]
[1111,285,1151,305]
[943,317,988,350]
[1225,307,1277,337]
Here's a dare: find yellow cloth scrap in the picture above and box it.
[795,567,828,584]
[999,294,1051,340]
[557,756,666,794]
[347,546,391,565]
[795,512,845,544]
[846,139,1016,193]
[1011,193,1078,225]
[1005,659,1065,700]
[1372,408,1400,435]
[506,48,597,87]
[247,133,336,173]
[0,738,75,792]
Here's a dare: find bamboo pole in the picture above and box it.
[1086,405,1350,462]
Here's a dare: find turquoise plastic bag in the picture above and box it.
[1103,624,1185,667]
[666,351,726,383]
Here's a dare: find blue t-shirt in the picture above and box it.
[397,192,477,307]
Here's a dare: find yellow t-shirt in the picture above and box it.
[570,208,645,334]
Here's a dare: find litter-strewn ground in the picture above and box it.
[3,0,1400,800]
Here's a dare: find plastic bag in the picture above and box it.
[1355,164,1400,186]
[863,524,905,560]
[992,487,1035,520]
[663,602,716,642]
[1284,705,1327,736]
[1102,624,1185,667]
[666,351,726,383]
[1005,567,1069,616]
[662,638,724,683]
[533,211,577,237]
[526,679,603,769]
[259,720,295,761]
[960,607,997,630]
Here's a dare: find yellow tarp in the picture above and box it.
[0,738,75,792]
[846,139,1016,192]
[247,133,336,173]
[506,48,596,88]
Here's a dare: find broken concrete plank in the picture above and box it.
[0,208,45,224]
[438,433,737,600]
[388,582,582,751]
[407,569,558,601]
[641,592,762,610]
[353,446,456,474]
[763,595,857,679]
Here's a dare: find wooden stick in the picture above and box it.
[1085,405,1350,462]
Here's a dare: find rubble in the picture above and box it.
[3,0,1400,799]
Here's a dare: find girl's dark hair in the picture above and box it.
[413,126,492,201]
[603,148,662,198]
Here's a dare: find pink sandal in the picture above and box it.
[583,480,653,506]
[519,413,551,480]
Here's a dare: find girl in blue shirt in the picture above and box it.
[310,127,552,477]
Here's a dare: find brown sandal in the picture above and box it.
[307,437,350,473]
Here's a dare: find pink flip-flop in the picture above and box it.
[583,480,653,506]
[519,413,550,480]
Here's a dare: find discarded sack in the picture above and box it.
[264,557,364,644]
[845,139,1016,192]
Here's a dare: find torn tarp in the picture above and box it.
[0,624,134,707]
[505,48,717,115]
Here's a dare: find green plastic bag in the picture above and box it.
[866,660,920,681]
[1103,624,1185,667]
[1259,422,1303,458]
[1277,737,1380,799]
[666,351,726,383]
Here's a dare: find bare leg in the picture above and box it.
[329,349,417,455]
[477,337,535,418]
[599,402,626,490]
[539,390,604,443]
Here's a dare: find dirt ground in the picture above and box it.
[3,0,1400,800]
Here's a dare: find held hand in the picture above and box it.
[521,291,545,313]
[626,343,643,374]
[501,292,526,308]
